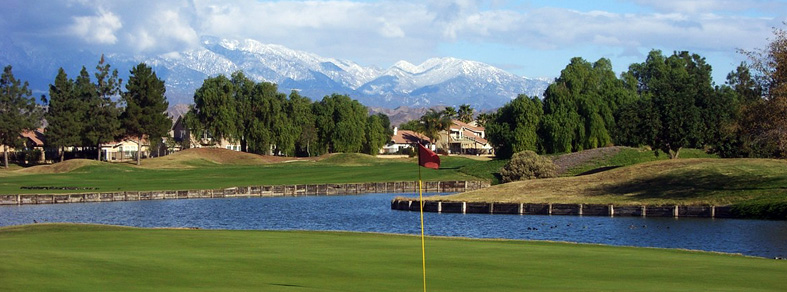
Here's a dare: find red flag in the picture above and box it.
[417,143,440,170]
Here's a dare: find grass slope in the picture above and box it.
[435,158,787,218]
[0,224,784,291]
[0,151,482,194]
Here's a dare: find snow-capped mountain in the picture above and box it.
[2,36,550,109]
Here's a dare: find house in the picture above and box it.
[439,120,494,155]
[167,115,241,153]
[382,127,432,154]
[100,137,150,161]
[13,128,48,163]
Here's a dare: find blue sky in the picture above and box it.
[2,0,786,84]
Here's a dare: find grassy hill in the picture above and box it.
[433,158,787,219]
[1,224,784,291]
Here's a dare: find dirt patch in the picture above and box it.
[141,148,322,168]
[15,159,105,174]
[551,146,625,174]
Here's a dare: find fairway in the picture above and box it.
[0,224,785,291]
[0,151,482,194]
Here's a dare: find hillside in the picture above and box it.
[436,158,787,209]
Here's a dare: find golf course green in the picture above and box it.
[1,224,785,291]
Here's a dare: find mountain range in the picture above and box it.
[1,36,550,110]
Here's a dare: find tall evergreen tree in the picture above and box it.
[82,56,122,161]
[46,68,83,162]
[0,65,40,168]
[121,63,171,165]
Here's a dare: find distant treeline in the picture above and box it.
[185,72,393,157]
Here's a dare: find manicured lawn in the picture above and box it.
[559,147,718,177]
[0,224,784,291]
[0,154,483,194]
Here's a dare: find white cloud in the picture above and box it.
[3,0,784,79]
[69,9,122,44]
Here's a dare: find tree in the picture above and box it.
[486,95,543,158]
[363,114,389,155]
[417,109,452,148]
[46,68,83,162]
[192,75,237,147]
[540,57,634,154]
[313,94,367,153]
[620,50,718,159]
[398,119,421,131]
[737,24,787,157]
[82,57,122,161]
[288,91,316,157]
[442,106,457,119]
[457,104,474,123]
[121,63,171,165]
[0,66,40,168]
[231,71,256,153]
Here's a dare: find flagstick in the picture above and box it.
[418,157,427,292]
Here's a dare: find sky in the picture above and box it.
[2,0,786,84]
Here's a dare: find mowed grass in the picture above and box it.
[0,151,483,194]
[435,158,787,208]
[1,224,784,292]
[558,147,718,177]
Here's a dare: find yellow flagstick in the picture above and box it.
[418,159,427,292]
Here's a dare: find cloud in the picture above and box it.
[1,0,783,73]
[69,9,122,44]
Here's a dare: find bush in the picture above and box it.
[499,150,557,183]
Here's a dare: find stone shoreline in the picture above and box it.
[391,199,736,219]
[0,181,491,206]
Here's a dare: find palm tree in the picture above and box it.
[417,109,452,147]
[443,106,457,119]
[458,104,474,123]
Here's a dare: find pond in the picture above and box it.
[1,193,785,258]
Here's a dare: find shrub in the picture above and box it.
[499,150,557,183]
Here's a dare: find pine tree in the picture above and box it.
[0,66,40,168]
[46,68,83,162]
[121,63,171,165]
[82,56,122,161]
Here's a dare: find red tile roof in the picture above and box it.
[391,130,430,144]
[20,129,45,147]
[450,120,484,132]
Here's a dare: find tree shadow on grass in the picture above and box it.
[596,169,783,200]
[577,166,621,176]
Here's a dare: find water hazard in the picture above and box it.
[1,193,785,258]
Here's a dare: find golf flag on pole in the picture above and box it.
[417,143,440,169]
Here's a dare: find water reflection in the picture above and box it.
[1,193,785,258]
